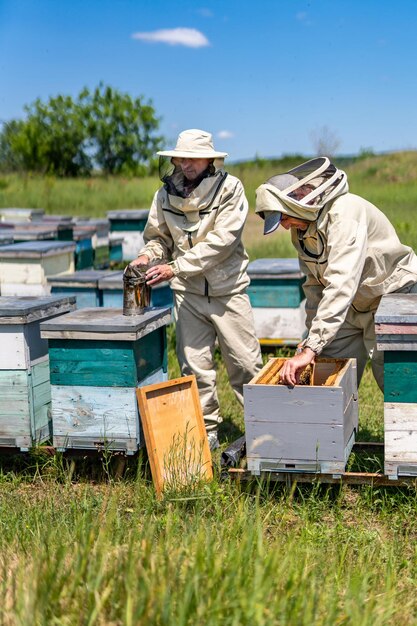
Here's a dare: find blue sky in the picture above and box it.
[1,0,417,161]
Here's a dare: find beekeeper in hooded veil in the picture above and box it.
[256,157,417,388]
[131,129,263,449]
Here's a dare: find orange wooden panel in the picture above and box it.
[136,375,213,497]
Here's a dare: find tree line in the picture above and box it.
[0,84,163,177]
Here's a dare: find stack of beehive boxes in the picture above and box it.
[247,258,306,346]
[244,357,358,475]
[375,293,417,479]
[0,241,76,296]
[40,306,171,454]
[107,209,149,261]
[0,295,76,449]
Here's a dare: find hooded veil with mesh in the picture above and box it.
[256,157,349,227]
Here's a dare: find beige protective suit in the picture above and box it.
[140,167,263,430]
[256,158,417,389]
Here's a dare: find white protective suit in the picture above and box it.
[256,157,417,388]
[139,164,263,430]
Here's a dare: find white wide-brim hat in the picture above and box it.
[157,128,228,159]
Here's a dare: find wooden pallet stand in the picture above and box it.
[247,258,306,346]
[375,293,417,479]
[40,306,171,454]
[136,375,212,497]
[244,357,358,476]
[0,295,76,449]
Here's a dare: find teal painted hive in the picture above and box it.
[109,236,124,264]
[0,295,76,450]
[76,219,110,269]
[247,258,306,346]
[73,226,95,270]
[375,293,417,478]
[40,306,171,454]
[48,269,115,308]
[107,209,149,261]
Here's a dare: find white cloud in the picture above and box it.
[296,11,308,21]
[197,8,213,18]
[217,130,234,139]
[132,28,210,48]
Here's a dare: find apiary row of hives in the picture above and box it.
[0,208,152,297]
[0,295,171,454]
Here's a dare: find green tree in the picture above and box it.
[0,95,90,176]
[83,83,162,176]
[0,85,162,177]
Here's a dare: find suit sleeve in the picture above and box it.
[304,211,368,354]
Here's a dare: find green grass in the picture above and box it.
[1,151,416,252]
[0,154,416,623]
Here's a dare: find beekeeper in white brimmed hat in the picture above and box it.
[131,129,263,449]
[256,157,417,390]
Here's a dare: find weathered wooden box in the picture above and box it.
[76,219,110,269]
[48,269,114,308]
[0,295,76,449]
[0,241,76,296]
[244,357,358,475]
[375,293,417,479]
[12,225,56,242]
[247,258,307,346]
[0,208,44,222]
[107,209,149,261]
[40,306,171,454]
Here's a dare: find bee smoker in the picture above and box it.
[123,264,151,316]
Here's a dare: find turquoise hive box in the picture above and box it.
[107,209,149,261]
[40,306,171,454]
[375,293,417,479]
[247,258,306,346]
[48,269,116,308]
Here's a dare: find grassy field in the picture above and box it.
[0,153,416,623]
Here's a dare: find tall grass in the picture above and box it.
[1,151,416,251]
[0,474,416,624]
[0,173,159,216]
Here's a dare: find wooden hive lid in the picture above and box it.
[48,269,112,288]
[40,305,171,340]
[375,293,417,324]
[0,295,76,324]
[0,240,76,258]
[107,208,149,221]
[247,257,304,280]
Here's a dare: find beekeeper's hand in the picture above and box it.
[145,264,174,286]
[279,347,315,387]
[130,255,150,267]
